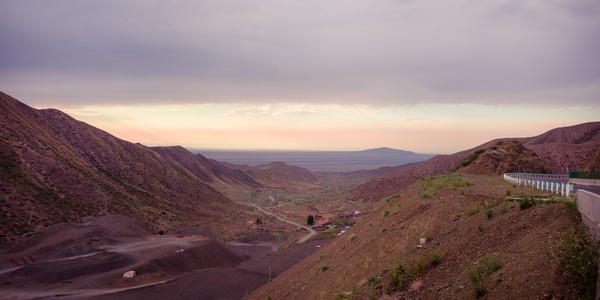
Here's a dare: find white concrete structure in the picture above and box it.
[503,173,573,197]
[123,271,136,278]
[577,189,600,240]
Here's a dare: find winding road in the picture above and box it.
[244,202,317,243]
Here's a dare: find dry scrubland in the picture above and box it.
[247,173,597,300]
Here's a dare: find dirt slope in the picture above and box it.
[0,91,254,240]
[246,173,588,299]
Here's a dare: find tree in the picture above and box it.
[307,214,314,226]
[256,218,263,225]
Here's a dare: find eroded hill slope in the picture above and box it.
[247,173,590,299]
[0,91,253,240]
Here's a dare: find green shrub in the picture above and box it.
[419,192,432,199]
[464,254,504,298]
[557,228,598,299]
[367,275,380,286]
[428,251,442,267]
[464,206,480,217]
[317,265,329,272]
[519,196,535,210]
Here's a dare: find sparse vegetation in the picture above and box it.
[317,231,337,238]
[555,227,598,299]
[459,148,485,168]
[499,205,508,214]
[445,225,457,234]
[317,265,329,272]
[419,172,473,200]
[464,254,504,298]
[419,192,432,199]
[348,233,357,242]
[463,205,480,217]
[511,193,578,211]
[4,91,600,300]
[367,275,379,286]
[485,208,494,219]
[385,194,399,202]
[352,250,446,298]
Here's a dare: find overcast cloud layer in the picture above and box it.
[2,0,599,107]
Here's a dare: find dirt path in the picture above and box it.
[243,202,317,243]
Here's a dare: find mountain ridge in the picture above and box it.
[195,147,434,172]
[0,91,255,240]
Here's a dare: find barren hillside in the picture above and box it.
[247,173,593,300]
[0,91,255,240]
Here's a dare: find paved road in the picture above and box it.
[242,202,317,243]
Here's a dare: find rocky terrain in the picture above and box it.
[247,173,591,300]
[1,90,599,299]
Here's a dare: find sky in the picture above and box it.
[1,0,599,154]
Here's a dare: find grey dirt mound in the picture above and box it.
[10,252,135,285]
[135,241,245,274]
[0,213,325,300]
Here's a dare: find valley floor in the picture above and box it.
[0,214,329,300]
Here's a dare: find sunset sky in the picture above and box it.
[1,1,599,154]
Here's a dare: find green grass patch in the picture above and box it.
[419,173,473,199]
[317,231,337,238]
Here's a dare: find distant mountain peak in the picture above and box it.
[360,147,412,154]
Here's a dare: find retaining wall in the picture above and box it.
[577,189,600,240]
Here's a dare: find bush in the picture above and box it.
[464,206,480,217]
[557,228,598,299]
[317,265,329,272]
[519,196,535,210]
[464,254,504,298]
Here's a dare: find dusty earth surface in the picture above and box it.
[247,173,595,300]
[0,214,327,299]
